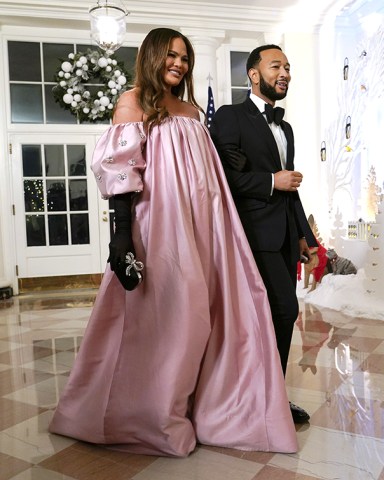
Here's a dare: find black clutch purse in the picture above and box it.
[114,252,144,291]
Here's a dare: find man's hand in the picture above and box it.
[274,170,303,191]
[299,237,311,264]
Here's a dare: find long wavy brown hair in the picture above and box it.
[134,28,204,127]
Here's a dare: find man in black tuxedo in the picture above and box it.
[210,44,316,424]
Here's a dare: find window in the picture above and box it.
[230,51,249,104]
[8,41,138,124]
[23,143,90,246]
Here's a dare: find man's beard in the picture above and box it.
[259,73,287,101]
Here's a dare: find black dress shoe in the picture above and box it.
[290,402,310,423]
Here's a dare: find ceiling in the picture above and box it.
[0,0,366,40]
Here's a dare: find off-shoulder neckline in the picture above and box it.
[112,115,201,126]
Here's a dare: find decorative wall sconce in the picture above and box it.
[345,116,351,139]
[343,57,349,80]
[89,0,129,54]
[320,141,326,161]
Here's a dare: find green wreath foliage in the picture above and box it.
[53,49,130,123]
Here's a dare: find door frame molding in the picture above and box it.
[8,131,110,293]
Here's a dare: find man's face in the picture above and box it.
[249,48,291,103]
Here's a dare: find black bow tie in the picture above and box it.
[264,104,285,126]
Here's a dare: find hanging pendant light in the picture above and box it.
[89,0,128,54]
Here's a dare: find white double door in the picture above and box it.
[10,133,112,279]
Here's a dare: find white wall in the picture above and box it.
[284,31,321,224]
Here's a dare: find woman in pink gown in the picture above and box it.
[49,28,298,457]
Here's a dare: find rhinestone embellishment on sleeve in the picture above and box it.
[117,172,127,181]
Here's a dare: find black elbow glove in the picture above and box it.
[108,193,135,272]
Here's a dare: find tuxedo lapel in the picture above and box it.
[281,122,294,170]
[243,98,284,171]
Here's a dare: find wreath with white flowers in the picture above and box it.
[53,49,130,123]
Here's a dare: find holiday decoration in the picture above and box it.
[328,207,346,254]
[322,26,384,231]
[320,141,326,161]
[347,219,371,240]
[345,115,351,139]
[308,214,325,246]
[343,57,349,80]
[53,49,130,123]
[364,165,382,221]
[364,196,384,296]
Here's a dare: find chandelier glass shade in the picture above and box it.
[89,0,128,54]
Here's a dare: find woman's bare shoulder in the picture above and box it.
[178,101,200,120]
[113,89,143,124]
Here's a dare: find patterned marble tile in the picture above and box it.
[40,442,157,480]
[271,425,384,479]
[0,452,32,480]
[9,467,77,480]
[0,292,383,480]
[132,448,264,479]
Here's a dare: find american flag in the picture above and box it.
[206,85,215,129]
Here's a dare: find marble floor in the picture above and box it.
[0,290,383,480]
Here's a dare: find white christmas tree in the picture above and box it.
[323,26,384,235]
[364,196,384,295]
[329,207,347,252]
[364,165,381,221]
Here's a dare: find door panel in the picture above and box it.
[11,134,110,278]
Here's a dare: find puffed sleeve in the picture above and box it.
[91,123,146,199]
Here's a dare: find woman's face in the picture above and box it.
[163,37,189,89]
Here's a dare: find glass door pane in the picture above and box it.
[12,133,109,279]
[22,143,90,247]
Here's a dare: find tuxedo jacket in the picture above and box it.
[210,97,316,260]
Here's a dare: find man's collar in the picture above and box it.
[249,93,269,112]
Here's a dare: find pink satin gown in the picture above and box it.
[49,116,298,457]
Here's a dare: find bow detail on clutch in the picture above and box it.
[125,252,144,277]
[114,251,144,291]
[264,103,285,126]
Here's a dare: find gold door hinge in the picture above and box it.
[12,204,15,215]
[9,143,12,154]
[15,265,19,276]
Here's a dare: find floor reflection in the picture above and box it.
[296,303,358,374]
[0,292,383,480]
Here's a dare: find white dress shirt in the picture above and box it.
[249,93,288,194]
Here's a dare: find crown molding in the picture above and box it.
[0,0,355,37]
[0,0,290,35]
